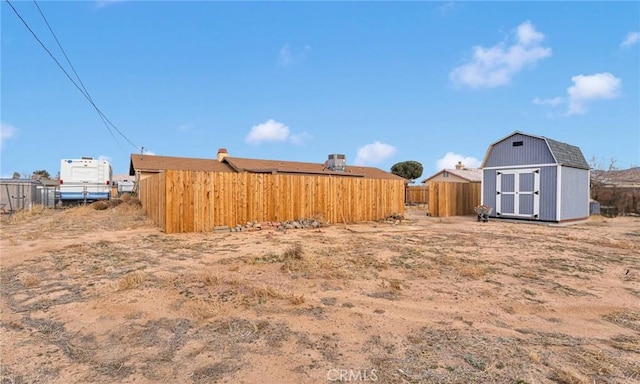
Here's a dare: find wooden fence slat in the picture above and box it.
[407,185,429,204]
[427,181,481,217]
[140,172,406,233]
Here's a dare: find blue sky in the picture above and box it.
[1,1,639,180]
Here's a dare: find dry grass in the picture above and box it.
[550,367,590,384]
[248,285,285,304]
[64,205,96,217]
[516,269,541,280]
[529,350,542,364]
[574,348,616,376]
[116,272,145,290]
[603,309,640,331]
[383,278,404,292]
[5,204,49,223]
[185,298,223,320]
[608,334,640,353]
[1,233,19,245]
[283,243,304,260]
[17,272,40,288]
[288,292,305,305]
[2,206,639,384]
[197,271,221,286]
[458,264,488,279]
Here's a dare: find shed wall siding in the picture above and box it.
[483,166,557,220]
[538,166,557,221]
[484,134,555,168]
[482,169,497,210]
[560,166,589,220]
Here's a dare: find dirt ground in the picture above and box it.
[1,202,638,384]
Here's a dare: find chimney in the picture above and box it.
[455,161,464,170]
[217,148,229,162]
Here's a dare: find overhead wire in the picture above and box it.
[31,0,123,151]
[5,0,141,152]
[31,0,120,147]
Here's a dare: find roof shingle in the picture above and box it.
[129,154,234,175]
[544,138,590,169]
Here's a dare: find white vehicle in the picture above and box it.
[58,157,112,204]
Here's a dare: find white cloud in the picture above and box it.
[437,2,458,15]
[278,44,311,66]
[245,119,311,146]
[435,152,481,170]
[142,149,156,155]
[245,119,290,144]
[567,72,621,115]
[98,155,112,163]
[355,142,396,166]
[532,97,563,107]
[0,122,17,147]
[450,21,551,88]
[95,0,125,9]
[621,31,640,48]
[533,73,621,115]
[289,131,312,146]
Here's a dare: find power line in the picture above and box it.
[34,0,141,151]
[5,0,140,151]
[30,0,122,150]
[33,0,95,106]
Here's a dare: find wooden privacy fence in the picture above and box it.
[428,181,481,217]
[406,185,429,204]
[139,170,406,233]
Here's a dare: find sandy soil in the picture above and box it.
[1,202,639,384]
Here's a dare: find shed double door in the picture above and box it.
[496,169,540,218]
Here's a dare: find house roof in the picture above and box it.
[113,174,135,183]
[224,157,406,181]
[129,154,235,175]
[130,153,406,181]
[481,131,589,169]
[421,168,482,183]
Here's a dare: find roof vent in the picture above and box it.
[326,154,346,172]
[455,161,464,170]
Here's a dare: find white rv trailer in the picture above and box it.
[58,157,112,204]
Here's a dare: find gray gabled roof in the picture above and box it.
[544,138,590,169]
[481,131,589,169]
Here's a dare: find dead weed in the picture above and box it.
[117,271,145,290]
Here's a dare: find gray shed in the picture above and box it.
[0,179,58,213]
[481,131,590,223]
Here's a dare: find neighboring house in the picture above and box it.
[129,149,405,182]
[481,131,590,223]
[130,149,407,232]
[421,162,481,184]
[418,162,482,216]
